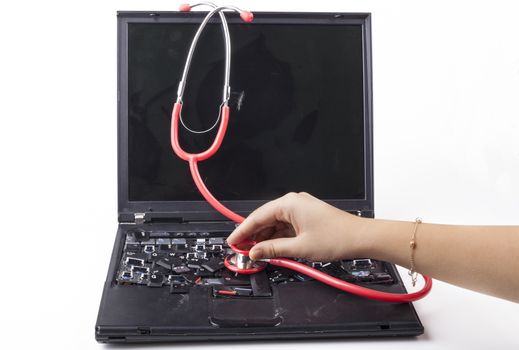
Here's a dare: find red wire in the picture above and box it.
[218,290,238,296]
[171,102,433,302]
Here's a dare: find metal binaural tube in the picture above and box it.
[177,5,239,104]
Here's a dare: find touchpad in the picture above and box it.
[209,298,282,327]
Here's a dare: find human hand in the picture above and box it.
[227,192,369,261]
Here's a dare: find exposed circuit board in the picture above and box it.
[116,230,394,297]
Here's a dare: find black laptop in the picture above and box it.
[95,10,424,343]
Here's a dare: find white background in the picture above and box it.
[0,0,518,349]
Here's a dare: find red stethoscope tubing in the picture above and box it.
[170,74,432,304]
[171,101,245,223]
[268,258,433,303]
[171,102,432,302]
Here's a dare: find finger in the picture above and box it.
[298,191,313,198]
[253,227,276,242]
[269,228,296,240]
[256,228,290,243]
[255,222,294,242]
[249,236,303,260]
[227,194,295,244]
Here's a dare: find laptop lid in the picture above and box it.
[117,11,373,223]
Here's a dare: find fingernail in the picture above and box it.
[250,248,263,260]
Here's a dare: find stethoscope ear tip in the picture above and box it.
[240,11,254,23]
[179,3,191,12]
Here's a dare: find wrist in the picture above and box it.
[334,214,376,259]
[347,216,380,259]
[355,218,413,265]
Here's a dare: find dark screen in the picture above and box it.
[127,22,366,202]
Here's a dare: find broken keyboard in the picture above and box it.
[116,230,395,297]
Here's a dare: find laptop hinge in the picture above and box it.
[134,212,146,225]
[351,209,374,218]
[125,213,187,224]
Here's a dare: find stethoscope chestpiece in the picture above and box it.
[224,239,267,274]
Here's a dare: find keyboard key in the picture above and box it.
[170,257,184,267]
[132,266,150,274]
[148,251,166,262]
[156,238,171,245]
[173,265,191,274]
[128,229,149,242]
[194,267,213,278]
[147,273,164,287]
[143,245,155,253]
[120,271,133,280]
[201,258,225,273]
[209,238,225,245]
[125,243,141,253]
[124,252,146,263]
[125,234,138,243]
[187,261,202,269]
[168,275,186,284]
[125,256,144,266]
[156,258,174,271]
[150,231,170,238]
[158,244,174,252]
[210,244,223,252]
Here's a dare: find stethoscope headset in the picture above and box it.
[171,2,432,302]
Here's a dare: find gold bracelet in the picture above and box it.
[408,218,422,287]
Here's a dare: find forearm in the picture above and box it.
[353,217,519,302]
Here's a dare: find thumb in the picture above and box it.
[250,237,301,260]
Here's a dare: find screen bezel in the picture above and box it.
[117,11,374,222]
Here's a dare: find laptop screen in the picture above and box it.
[127,21,366,202]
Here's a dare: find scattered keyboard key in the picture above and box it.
[173,265,191,274]
[202,258,225,273]
[148,273,165,287]
[116,230,395,297]
[156,258,174,271]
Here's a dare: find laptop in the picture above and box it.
[95,10,424,342]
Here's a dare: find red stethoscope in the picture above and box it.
[171,2,432,302]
